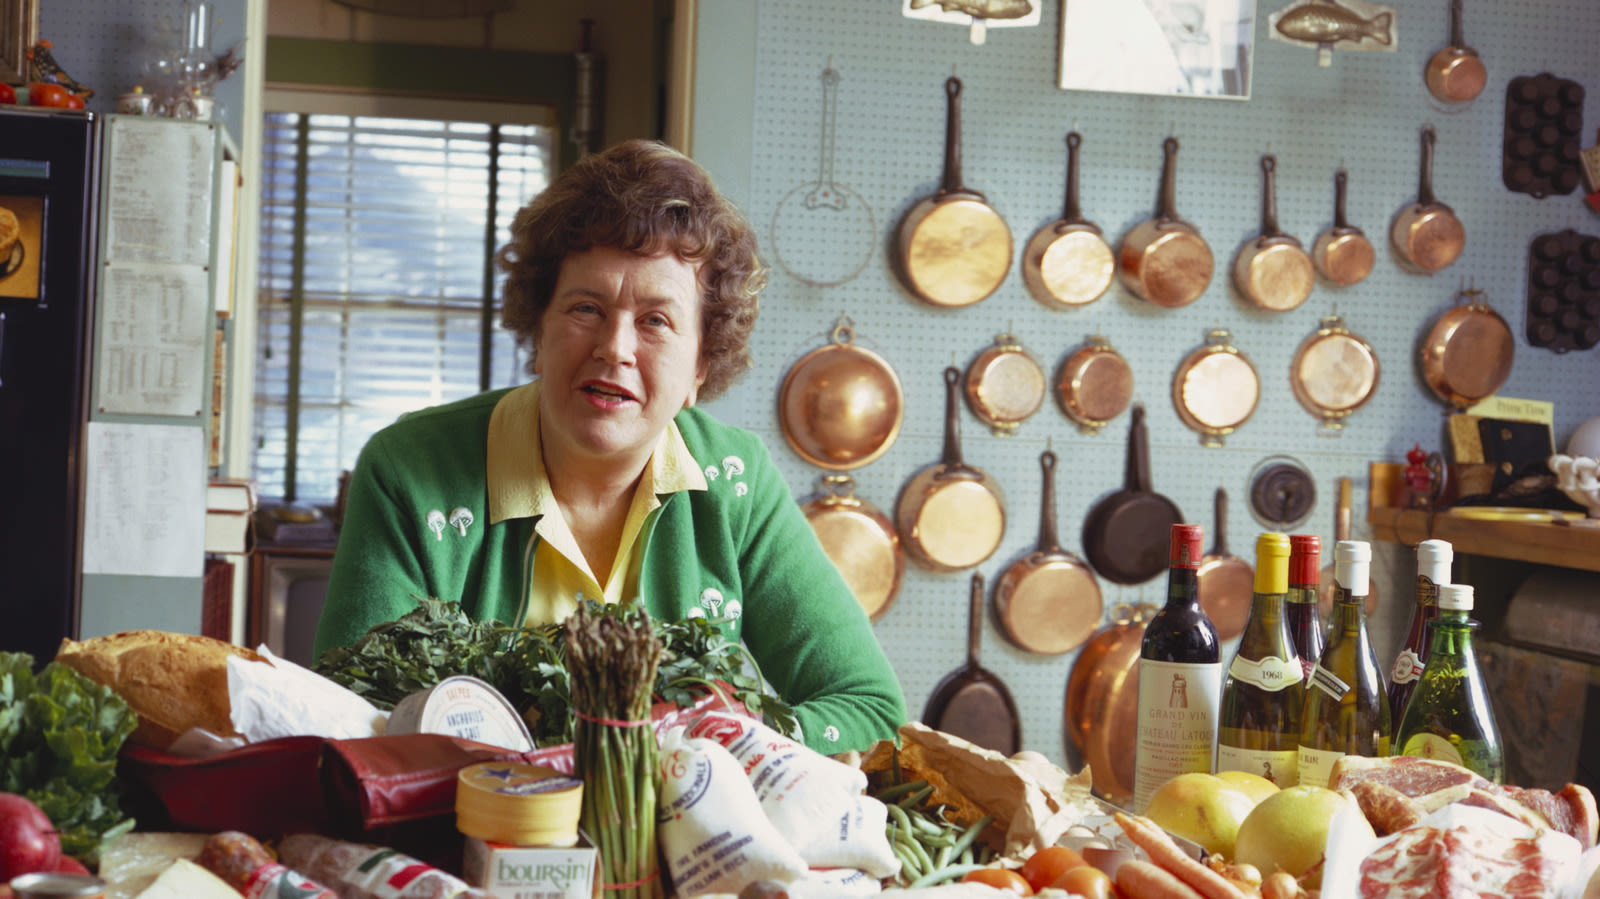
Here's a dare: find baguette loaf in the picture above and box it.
[55,630,265,749]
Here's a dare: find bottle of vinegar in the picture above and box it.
[1394,583,1504,783]
[1285,535,1323,682]
[1298,540,1391,789]
[1388,539,1452,727]
[1218,533,1303,787]
[1134,523,1222,812]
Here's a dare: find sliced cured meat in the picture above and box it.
[1358,823,1564,899]
[1330,755,1487,805]
[1347,780,1426,835]
[1507,784,1600,849]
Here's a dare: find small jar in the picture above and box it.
[9,873,108,899]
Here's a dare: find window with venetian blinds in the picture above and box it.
[254,105,554,502]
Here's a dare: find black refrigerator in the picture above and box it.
[0,108,100,664]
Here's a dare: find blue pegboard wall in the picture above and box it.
[696,0,1600,769]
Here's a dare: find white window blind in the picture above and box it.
[254,108,553,502]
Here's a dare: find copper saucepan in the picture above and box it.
[1197,487,1253,641]
[896,367,1006,572]
[1234,154,1315,312]
[1064,602,1153,807]
[1391,125,1465,273]
[896,76,1012,308]
[1425,0,1487,105]
[1172,328,1260,448]
[1420,287,1514,411]
[1024,131,1114,309]
[778,318,903,470]
[1312,169,1375,287]
[993,448,1104,655]
[964,333,1046,436]
[1056,336,1134,435]
[801,474,904,621]
[1118,136,1214,309]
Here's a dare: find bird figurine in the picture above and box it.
[26,40,96,100]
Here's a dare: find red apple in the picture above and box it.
[0,793,61,880]
[54,854,89,876]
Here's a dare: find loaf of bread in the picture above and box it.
[55,630,265,749]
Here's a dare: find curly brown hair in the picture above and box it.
[496,140,766,402]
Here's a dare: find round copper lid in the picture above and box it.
[1172,329,1259,447]
[965,334,1046,436]
[1291,315,1380,430]
[778,319,904,470]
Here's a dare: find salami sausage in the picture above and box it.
[278,834,494,899]
[198,831,340,899]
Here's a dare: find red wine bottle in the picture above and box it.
[1285,535,1323,682]
[1387,539,1451,727]
[1134,523,1222,812]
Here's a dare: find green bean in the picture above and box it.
[933,843,952,871]
[906,863,988,890]
[874,778,928,803]
[946,813,995,861]
[886,802,914,834]
[898,783,936,808]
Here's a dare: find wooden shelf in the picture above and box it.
[1367,505,1600,573]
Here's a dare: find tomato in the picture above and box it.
[0,83,15,104]
[62,93,84,110]
[961,867,1034,895]
[27,82,69,108]
[1018,845,1087,892]
[1049,864,1116,899]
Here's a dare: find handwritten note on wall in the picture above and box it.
[82,422,205,578]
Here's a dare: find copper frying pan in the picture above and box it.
[896,76,1012,308]
[801,474,904,621]
[1057,336,1134,435]
[1197,488,1253,641]
[1064,602,1152,806]
[1391,125,1465,273]
[896,367,1007,572]
[1082,404,1184,585]
[1425,0,1487,105]
[993,449,1104,655]
[1312,169,1375,287]
[964,334,1046,436]
[1319,477,1378,620]
[1233,154,1315,312]
[924,571,1021,756]
[1023,131,1114,309]
[1118,136,1214,308]
[1420,287,1514,411]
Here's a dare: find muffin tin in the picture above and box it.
[1526,229,1600,353]
[1503,73,1585,198]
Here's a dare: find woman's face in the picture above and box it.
[535,245,706,477]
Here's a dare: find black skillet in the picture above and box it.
[1082,404,1185,585]
[922,571,1021,756]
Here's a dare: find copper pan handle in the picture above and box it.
[1062,132,1086,223]
[1038,449,1061,552]
[940,366,968,468]
[967,571,984,667]
[1213,488,1230,556]
[1260,155,1283,237]
[941,77,965,195]
[1127,404,1153,492]
[1332,168,1355,231]
[1417,126,1440,206]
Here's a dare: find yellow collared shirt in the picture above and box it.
[485,380,707,627]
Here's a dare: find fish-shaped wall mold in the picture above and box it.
[1268,0,1397,66]
[909,0,1033,20]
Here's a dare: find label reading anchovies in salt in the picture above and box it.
[1228,654,1304,692]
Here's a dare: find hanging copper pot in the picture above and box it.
[1056,336,1133,435]
[895,75,1013,308]
[778,318,903,470]
[1172,329,1260,447]
[992,448,1103,655]
[1425,0,1487,105]
[1312,168,1375,287]
[896,367,1007,572]
[1420,287,1514,411]
[1023,131,1114,309]
[1391,125,1465,273]
[1065,602,1154,807]
[1118,136,1214,309]
[801,474,904,621]
[1233,154,1315,312]
[1290,314,1381,431]
[964,333,1046,436]
[1196,487,1253,641]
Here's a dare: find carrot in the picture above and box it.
[1114,812,1248,899]
[1116,859,1206,899]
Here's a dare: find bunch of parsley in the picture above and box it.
[314,598,797,746]
[0,652,138,863]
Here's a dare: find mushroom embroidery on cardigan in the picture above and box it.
[448,507,474,536]
[425,509,447,540]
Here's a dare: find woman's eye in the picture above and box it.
[642,312,671,329]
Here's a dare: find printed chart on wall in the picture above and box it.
[1058,0,1257,98]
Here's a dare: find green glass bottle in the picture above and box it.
[1394,583,1504,783]
[1217,532,1303,788]
[1297,540,1391,789]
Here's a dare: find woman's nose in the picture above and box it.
[595,317,636,364]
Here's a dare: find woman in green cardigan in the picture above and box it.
[314,139,906,753]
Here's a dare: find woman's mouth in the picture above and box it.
[582,382,637,403]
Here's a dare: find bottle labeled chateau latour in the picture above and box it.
[1388,539,1452,727]
[1285,535,1323,682]
[1394,583,1504,783]
[1297,540,1391,789]
[1218,533,1303,788]
[1134,523,1223,812]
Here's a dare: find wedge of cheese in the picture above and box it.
[133,859,241,899]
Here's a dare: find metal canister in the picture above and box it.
[9,873,107,898]
[388,675,535,751]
